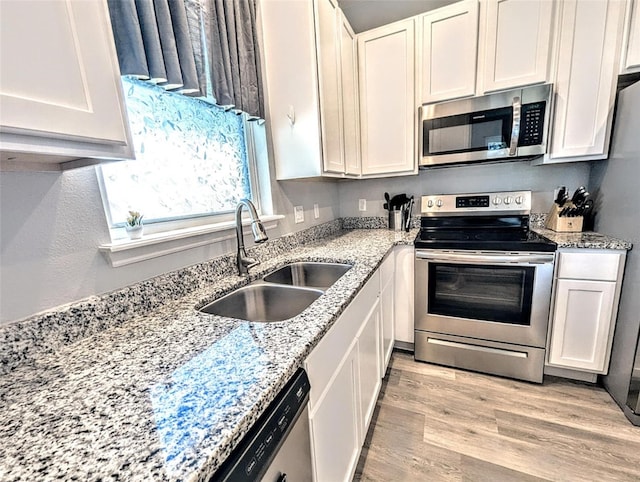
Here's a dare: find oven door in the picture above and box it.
[414,250,554,348]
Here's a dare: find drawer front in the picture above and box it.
[557,251,622,281]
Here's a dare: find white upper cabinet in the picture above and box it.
[260,0,360,179]
[358,19,417,177]
[316,0,345,174]
[419,0,479,103]
[621,0,640,73]
[340,11,361,176]
[547,0,626,162]
[0,0,133,171]
[481,0,555,93]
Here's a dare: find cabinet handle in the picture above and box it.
[287,105,295,126]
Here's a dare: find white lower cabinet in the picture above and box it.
[305,268,383,481]
[308,340,360,482]
[548,279,617,372]
[394,245,415,349]
[547,249,626,375]
[380,252,395,374]
[358,299,382,434]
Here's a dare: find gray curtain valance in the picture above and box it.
[204,0,264,119]
[108,0,264,119]
[107,0,206,95]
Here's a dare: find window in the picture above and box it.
[98,77,264,239]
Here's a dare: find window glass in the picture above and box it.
[100,77,252,227]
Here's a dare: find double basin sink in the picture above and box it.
[198,262,352,322]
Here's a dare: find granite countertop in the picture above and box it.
[532,227,633,250]
[0,228,415,482]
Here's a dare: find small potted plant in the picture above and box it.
[125,210,144,239]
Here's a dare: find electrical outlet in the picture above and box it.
[314,203,320,219]
[358,199,367,211]
[294,205,304,224]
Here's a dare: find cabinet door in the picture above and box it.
[548,0,625,161]
[260,0,323,179]
[482,0,554,92]
[420,0,478,103]
[357,299,381,436]
[340,12,361,176]
[621,0,640,73]
[394,245,415,347]
[358,19,416,176]
[548,279,617,373]
[316,0,344,174]
[380,254,395,374]
[0,0,133,166]
[309,340,360,482]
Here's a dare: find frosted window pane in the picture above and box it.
[101,77,251,225]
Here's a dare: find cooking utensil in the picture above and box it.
[404,197,414,231]
[383,192,390,210]
[389,194,410,210]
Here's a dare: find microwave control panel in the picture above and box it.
[519,102,546,146]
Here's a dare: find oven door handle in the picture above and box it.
[415,251,554,265]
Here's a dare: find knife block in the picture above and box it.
[545,203,583,232]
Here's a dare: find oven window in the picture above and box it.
[424,106,512,156]
[428,263,534,325]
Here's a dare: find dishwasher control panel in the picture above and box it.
[212,369,311,481]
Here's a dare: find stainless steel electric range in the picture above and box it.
[414,191,557,383]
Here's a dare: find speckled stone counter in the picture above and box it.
[532,227,633,250]
[0,226,415,482]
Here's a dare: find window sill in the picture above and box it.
[99,215,284,267]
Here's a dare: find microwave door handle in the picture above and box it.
[509,96,521,156]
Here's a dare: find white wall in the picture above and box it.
[338,160,592,217]
[0,165,339,324]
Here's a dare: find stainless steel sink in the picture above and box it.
[263,262,352,290]
[199,284,323,322]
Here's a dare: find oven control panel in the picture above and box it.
[420,191,531,215]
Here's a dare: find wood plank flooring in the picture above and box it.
[354,351,640,481]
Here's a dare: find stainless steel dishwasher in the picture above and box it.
[212,368,312,481]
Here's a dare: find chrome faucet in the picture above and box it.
[235,199,268,275]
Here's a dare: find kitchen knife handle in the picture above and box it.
[509,96,521,156]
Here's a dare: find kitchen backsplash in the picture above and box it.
[0,220,344,375]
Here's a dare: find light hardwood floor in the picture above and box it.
[354,351,640,481]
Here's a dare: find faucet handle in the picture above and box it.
[245,257,260,270]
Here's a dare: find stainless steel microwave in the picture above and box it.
[419,84,552,167]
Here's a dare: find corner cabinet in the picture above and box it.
[479,0,555,93]
[260,0,360,180]
[305,267,385,481]
[545,0,626,163]
[547,250,626,375]
[358,19,417,177]
[0,0,134,171]
[419,0,479,103]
